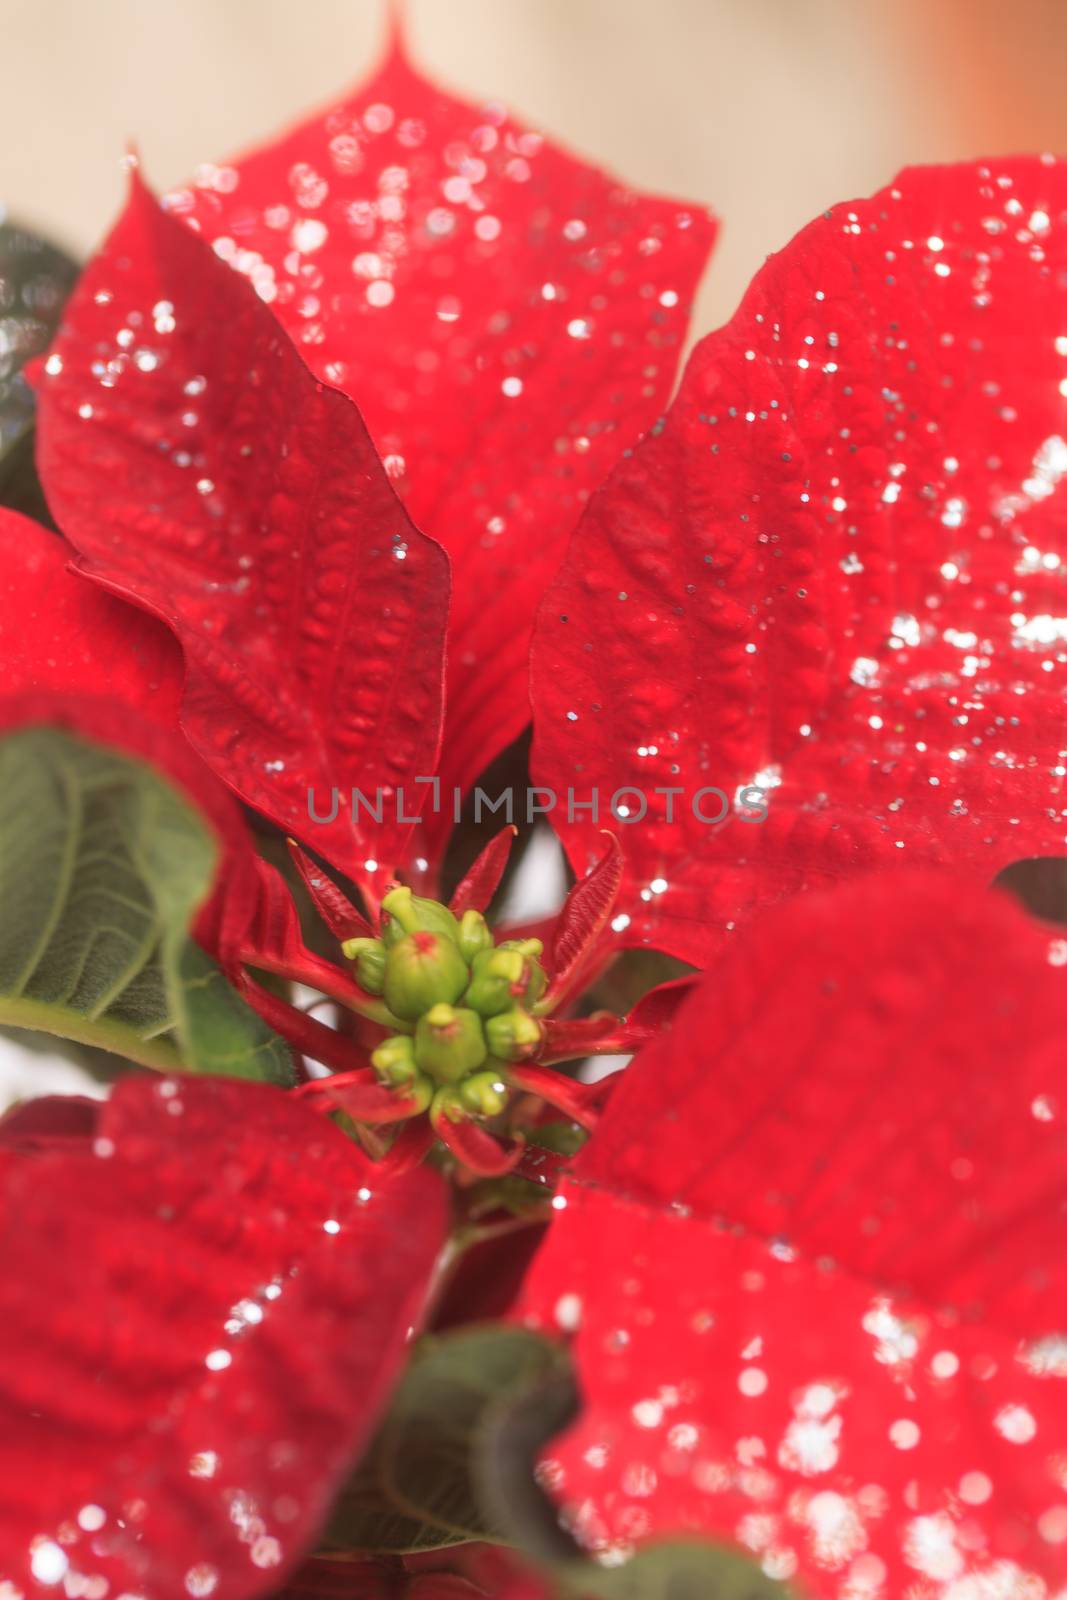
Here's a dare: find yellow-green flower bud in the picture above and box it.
[485,1006,544,1062]
[499,937,544,958]
[371,1033,418,1086]
[414,1003,488,1083]
[430,1084,467,1126]
[341,935,387,994]
[403,1073,435,1114]
[498,939,548,1004]
[459,1070,510,1118]
[382,930,469,1020]
[457,908,493,964]
[381,886,460,947]
[464,947,526,1017]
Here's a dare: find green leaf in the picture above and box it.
[327,1324,570,1554]
[0,726,291,1082]
[0,221,78,526]
[324,1447,465,1556]
[554,1545,793,1600]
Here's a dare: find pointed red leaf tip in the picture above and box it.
[0,1074,446,1600]
[432,1114,524,1178]
[34,176,450,903]
[300,1067,425,1124]
[287,840,374,941]
[448,824,518,917]
[532,157,1067,966]
[546,832,623,997]
[204,852,370,1013]
[161,48,715,838]
[539,975,694,1064]
[517,870,1067,1595]
[505,1062,600,1130]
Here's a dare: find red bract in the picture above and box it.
[11,20,1067,1594]
[0,510,331,1005]
[35,177,450,901]
[532,158,1067,965]
[0,36,720,1584]
[161,37,714,832]
[0,1074,446,1600]
[0,507,248,877]
[0,506,182,719]
[517,871,1067,1595]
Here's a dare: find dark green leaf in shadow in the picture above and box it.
[323,1445,466,1557]
[555,1543,795,1600]
[0,220,78,526]
[327,1324,570,1554]
[0,726,291,1081]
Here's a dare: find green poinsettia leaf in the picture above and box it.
[0,726,291,1082]
[324,1447,465,1557]
[0,220,77,525]
[327,1324,569,1554]
[554,1545,793,1600]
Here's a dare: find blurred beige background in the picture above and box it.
[3,0,1067,340]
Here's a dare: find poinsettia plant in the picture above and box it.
[0,15,1065,1600]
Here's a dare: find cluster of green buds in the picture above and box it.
[342,886,547,1130]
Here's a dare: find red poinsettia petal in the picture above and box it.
[0,1073,446,1600]
[35,176,450,901]
[539,976,692,1065]
[432,1114,524,1178]
[287,841,374,942]
[382,1117,437,1176]
[165,41,715,828]
[0,507,182,718]
[0,1095,100,1154]
[545,834,623,1002]
[204,849,370,1010]
[505,1063,600,1131]
[517,871,1067,1595]
[299,1067,425,1125]
[0,506,309,987]
[532,157,1067,964]
[449,825,518,918]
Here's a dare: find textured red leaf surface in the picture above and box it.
[35,177,450,899]
[449,825,518,918]
[164,41,715,825]
[287,841,374,942]
[517,872,1067,1595]
[0,1074,446,1600]
[532,158,1067,965]
[545,833,623,999]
